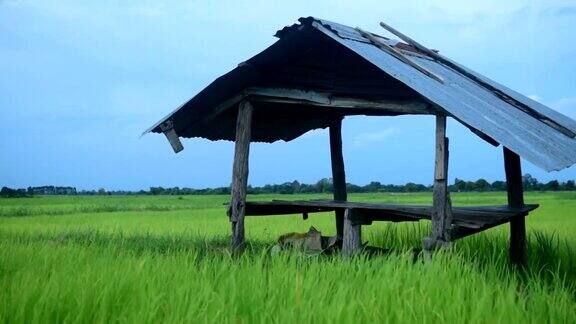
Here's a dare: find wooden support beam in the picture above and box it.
[504,147,527,268]
[426,115,453,250]
[247,87,431,115]
[342,209,362,256]
[229,101,253,253]
[330,118,347,239]
[246,87,331,104]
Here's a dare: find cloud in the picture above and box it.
[540,5,576,18]
[551,97,576,118]
[1,1,167,17]
[353,128,401,147]
[528,94,541,102]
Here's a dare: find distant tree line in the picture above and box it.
[0,186,76,198]
[2,174,575,198]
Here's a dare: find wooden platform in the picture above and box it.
[244,200,538,240]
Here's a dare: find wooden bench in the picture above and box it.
[243,200,538,255]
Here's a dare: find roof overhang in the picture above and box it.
[145,17,576,172]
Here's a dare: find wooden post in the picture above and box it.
[504,147,527,268]
[330,118,347,239]
[230,101,253,253]
[426,114,453,250]
[342,208,361,256]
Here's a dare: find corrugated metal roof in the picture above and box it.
[146,16,576,172]
[296,17,576,171]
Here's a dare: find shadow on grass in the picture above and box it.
[364,223,576,298]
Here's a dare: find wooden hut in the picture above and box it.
[145,17,576,265]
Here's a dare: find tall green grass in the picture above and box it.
[0,192,575,323]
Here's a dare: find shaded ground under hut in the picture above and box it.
[145,17,576,266]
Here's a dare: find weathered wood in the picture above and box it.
[434,116,448,181]
[378,21,575,138]
[429,115,452,248]
[356,27,444,83]
[144,91,247,137]
[160,121,184,153]
[504,147,527,267]
[230,101,253,253]
[330,97,428,112]
[248,87,331,104]
[244,200,536,220]
[248,87,431,115]
[243,199,537,238]
[203,92,248,124]
[342,208,362,256]
[451,213,528,240]
[330,119,347,239]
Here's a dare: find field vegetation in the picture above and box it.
[1,192,575,323]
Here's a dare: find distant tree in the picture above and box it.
[346,183,362,193]
[522,174,539,191]
[1,187,29,198]
[405,182,427,192]
[315,178,332,193]
[290,180,301,194]
[491,181,507,191]
[454,178,466,192]
[364,181,382,192]
[543,180,560,191]
[97,188,107,195]
[474,179,491,192]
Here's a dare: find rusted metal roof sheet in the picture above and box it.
[298,17,576,171]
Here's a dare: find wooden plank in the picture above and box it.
[245,200,536,214]
[378,21,575,138]
[355,27,444,83]
[330,97,428,113]
[245,204,337,216]
[330,118,347,239]
[504,147,527,267]
[247,87,331,104]
[243,200,537,237]
[160,121,184,153]
[204,92,247,124]
[430,115,453,247]
[247,87,431,115]
[153,91,247,137]
[451,213,528,240]
[229,101,253,253]
[342,208,362,256]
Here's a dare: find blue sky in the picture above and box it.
[1,0,575,190]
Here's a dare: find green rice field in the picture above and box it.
[1,192,575,323]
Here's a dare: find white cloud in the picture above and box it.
[528,94,541,102]
[353,128,400,147]
[550,97,576,118]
